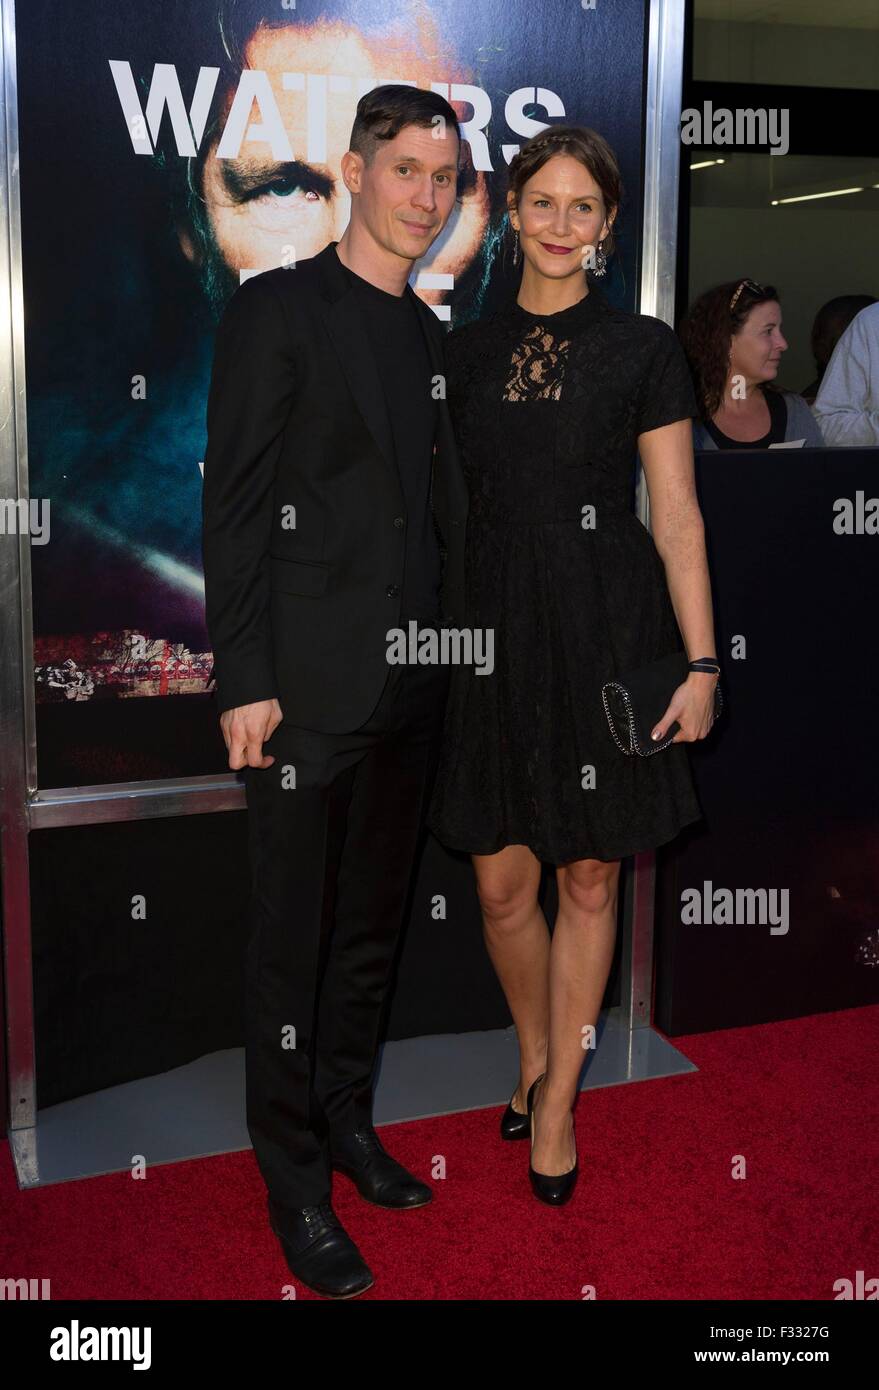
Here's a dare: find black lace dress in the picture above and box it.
[427,281,705,865]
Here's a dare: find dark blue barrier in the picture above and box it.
[656,448,879,1033]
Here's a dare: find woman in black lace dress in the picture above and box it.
[427,127,721,1204]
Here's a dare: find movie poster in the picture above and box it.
[17,0,649,784]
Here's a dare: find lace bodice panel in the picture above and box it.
[504,323,572,402]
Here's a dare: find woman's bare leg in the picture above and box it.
[530,857,621,1174]
[472,844,548,1112]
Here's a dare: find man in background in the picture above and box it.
[813,300,879,446]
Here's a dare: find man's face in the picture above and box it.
[186,20,490,306]
[345,121,460,267]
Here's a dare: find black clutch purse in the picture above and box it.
[601,650,723,757]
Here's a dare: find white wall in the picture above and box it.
[694,17,879,90]
[688,206,879,389]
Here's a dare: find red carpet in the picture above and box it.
[2,1005,877,1300]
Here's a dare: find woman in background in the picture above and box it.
[679,279,823,449]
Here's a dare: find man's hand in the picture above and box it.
[220,698,284,770]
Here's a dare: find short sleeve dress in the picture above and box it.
[427,281,705,865]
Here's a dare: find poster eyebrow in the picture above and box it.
[221,157,334,197]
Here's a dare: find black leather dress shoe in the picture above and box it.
[268,1198,374,1298]
[330,1125,433,1208]
[500,1091,530,1141]
[526,1074,578,1206]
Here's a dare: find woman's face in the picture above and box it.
[730,301,788,385]
[508,153,613,285]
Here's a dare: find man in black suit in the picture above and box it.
[201,85,467,1299]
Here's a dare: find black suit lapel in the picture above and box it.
[311,242,460,507]
[405,285,458,479]
[313,242,398,480]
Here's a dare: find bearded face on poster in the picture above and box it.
[168,0,497,322]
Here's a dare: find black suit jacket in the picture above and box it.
[201,241,468,730]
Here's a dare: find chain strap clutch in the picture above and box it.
[601,650,723,757]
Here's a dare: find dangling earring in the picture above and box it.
[593,238,607,278]
[512,230,520,266]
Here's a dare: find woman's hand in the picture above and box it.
[651,673,718,744]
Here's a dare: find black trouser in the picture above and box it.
[242,656,450,1211]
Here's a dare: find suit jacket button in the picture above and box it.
[386,584,400,598]
[393,516,405,528]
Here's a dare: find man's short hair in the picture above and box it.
[350,84,461,165]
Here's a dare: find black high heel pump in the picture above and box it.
[526,1073,578,1205]
[500,1090,530,1141]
